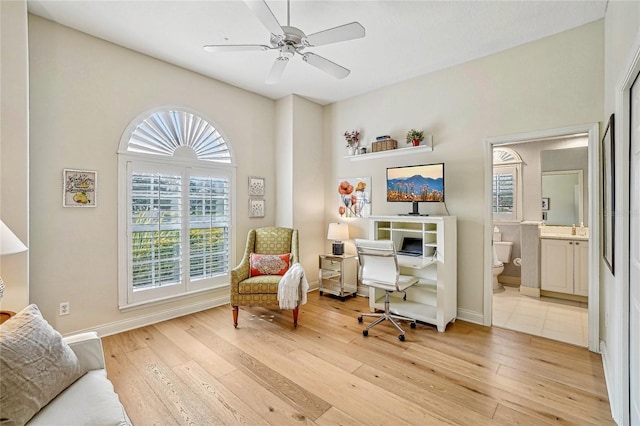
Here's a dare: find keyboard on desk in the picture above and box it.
[397,250,422,257]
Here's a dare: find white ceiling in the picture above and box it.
[27,0,607,105]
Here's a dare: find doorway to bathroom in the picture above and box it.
[483,123,600,352]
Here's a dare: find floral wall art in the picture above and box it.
[337,177,371,218]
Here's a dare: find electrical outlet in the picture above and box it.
[59,302,70,316]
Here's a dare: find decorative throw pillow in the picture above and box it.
[0,304,86,426]
[250,253,291,276]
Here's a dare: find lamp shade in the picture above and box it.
[0,220,28,256]
[327,222,349,241]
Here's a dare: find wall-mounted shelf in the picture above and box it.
[345,135,433,161]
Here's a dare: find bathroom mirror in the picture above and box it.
[541,170,583,225]
[540,146,588,226]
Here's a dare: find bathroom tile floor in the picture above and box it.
[492,286,588,347]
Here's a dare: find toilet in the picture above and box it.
[492,241,513,293]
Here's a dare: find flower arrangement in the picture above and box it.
[343,130,361,147]
[405,129,424,145]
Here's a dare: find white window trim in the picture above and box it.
[117,108,236,311]
[493,147,523,223]
[493,164,522,223]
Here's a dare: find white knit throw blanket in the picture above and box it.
[278,263,309,309]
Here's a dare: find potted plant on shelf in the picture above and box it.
[344,130,361,155]
[406,129,424,147]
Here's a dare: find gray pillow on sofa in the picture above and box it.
[0,304,86,425]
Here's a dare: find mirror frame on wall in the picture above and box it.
[541,169,584,225]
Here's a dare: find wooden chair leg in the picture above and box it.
[293,306,299,328]
[232,305,239,328]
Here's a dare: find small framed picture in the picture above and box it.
[63,169,97,207]
[248,176,265,196]
[541,197,549,211]
[249,199,265,218]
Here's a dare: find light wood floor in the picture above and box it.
[102,293,614,425]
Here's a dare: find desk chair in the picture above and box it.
[355,239,419,341]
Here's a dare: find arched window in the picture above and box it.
[117,108,235,309]
[492,147,523,222]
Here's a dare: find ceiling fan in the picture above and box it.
[203,0,365,84]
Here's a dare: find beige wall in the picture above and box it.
[28,15,277,333]
[602,1,640,423]
[326,21,604,320]
[275,94,325,283]
[0,0,29,311]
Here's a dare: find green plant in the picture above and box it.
[405,129,424,144]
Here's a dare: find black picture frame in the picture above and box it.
[602,114,615,274]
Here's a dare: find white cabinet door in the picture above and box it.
[573,241,589,296]
[540,239,573,294]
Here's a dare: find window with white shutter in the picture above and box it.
[492,148,522,223]
[118,109,235,309]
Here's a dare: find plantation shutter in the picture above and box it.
[130,171,182,290]
[189,175,230,280]
[492,165,517,221]
[118,108,234,309]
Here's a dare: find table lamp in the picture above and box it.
[0,220,28,304]
[327,222,349,256]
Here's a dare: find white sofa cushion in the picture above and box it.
[27,370,131,426]
[0,304,86,425]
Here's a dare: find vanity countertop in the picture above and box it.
[538,225,588,241]
[539,234,588,241]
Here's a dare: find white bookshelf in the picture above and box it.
[368,215,457,332]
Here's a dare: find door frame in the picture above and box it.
[483,123,600,353]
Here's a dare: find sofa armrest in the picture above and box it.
[63,331,105,372]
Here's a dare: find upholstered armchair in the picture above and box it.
[231,227,300,328]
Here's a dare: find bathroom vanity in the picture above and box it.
[539,226,589,296]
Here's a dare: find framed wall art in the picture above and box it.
[541,197,550,211]
[63,169,97,207]
[602,113,615,274]
[249,199,265,218]
[337,177,371,218]
[248,176,265,196]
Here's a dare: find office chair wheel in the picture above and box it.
[410,322,417,329]
[363,329,368,337]
[398,334,405,342]
[358,316,363,323]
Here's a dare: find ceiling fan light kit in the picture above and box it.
[203,0,365,84]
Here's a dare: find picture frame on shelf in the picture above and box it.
[63,169,97,208]
[249,199,265,218]
[248,176,265,196]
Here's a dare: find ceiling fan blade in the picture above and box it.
[265,57,289,84]
[203,44,271,53]
[306,22,365,47]
[244,0,284,36]
[302,52,350,79]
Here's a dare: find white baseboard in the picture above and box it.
[520,286,540,298]
[456,308,484,326]
[599,340,621,425]
[70,294,230,338]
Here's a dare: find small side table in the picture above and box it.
[0,310,16,325]
[318,254,358,301]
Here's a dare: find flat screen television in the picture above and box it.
[386,163,444,215]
